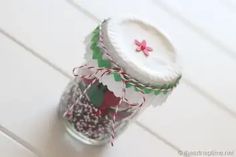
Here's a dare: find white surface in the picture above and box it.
[0,131,36,157]
[153,0,236,58]
[0,0,97,74]
[138,83,236,150]
[0,0,236,156]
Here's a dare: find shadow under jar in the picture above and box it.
[59,16,182,146]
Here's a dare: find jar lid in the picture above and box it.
[100,16,181,85]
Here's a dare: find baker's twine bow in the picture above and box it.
[73,64,146,108]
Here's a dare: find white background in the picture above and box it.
[0,0,236,156]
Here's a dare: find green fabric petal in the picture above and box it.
[90,42,97,50]
[91,29,99,43]
[92,46,102,60]
[93,26,100,35]
[98,59,111,68]
[144,88,152,94]
[154,90,161,95]
[113,72,122,81]
[126,83,132,88]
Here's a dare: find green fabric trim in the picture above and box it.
[144,88,152,94]
[125,83,132,88]
[92,46,102,60]
[154,90,161,95]
[91,27,111,68]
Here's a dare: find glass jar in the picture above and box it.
[59,74,141,145]
[59,17,181,146]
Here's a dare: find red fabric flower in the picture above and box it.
[135,40,153,56]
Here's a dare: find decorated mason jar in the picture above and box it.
[59,16,181,146]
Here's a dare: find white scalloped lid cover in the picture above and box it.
[101,16,181,85]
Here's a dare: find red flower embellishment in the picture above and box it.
[135,40,153,56]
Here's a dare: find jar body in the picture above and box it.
[59,70,144,145]
[58,21,181,145]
